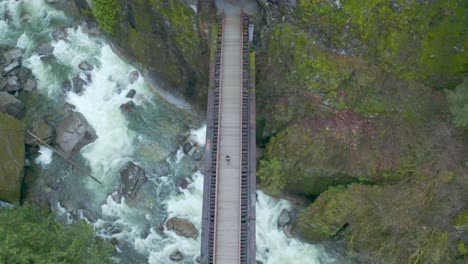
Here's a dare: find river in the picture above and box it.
[1,1,337,263]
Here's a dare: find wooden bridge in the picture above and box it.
[201,10,256,264]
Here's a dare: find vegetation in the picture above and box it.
[256,0,467,262]
[0,204,113,263]
[92,0,120,34]
[446,78,468,128]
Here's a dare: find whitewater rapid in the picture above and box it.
[1,0,336,263]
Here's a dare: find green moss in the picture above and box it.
[451,210,468,226]
[92,0,120,35]
[257,157,286,196]
[294,0,466,89]
[457,241,468,255]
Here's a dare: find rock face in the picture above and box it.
[165,217,198,238]
[74,0,214,108]
[55,112,97,158]
[118,162,148,200]
[0,92,24,118]
[0,113,25,204]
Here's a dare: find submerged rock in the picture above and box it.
[165,217,198,238]
[0,92,24,118]
[35,42,54,57]
[278,209,292,228]
[0,113,25,204]
[78,61,94,71]
[169,250,183,262]
[128,71,139,84]
[51,27,68,41]
[118,162,148,200]
[55,112,97,158]
[72,75,86,93]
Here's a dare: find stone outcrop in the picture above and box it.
[73,0,215,108]
[0,113,25,204]
[118,162,148,200]
[55,112,97,158]
[165,217,198,238]
[0,92,24,118]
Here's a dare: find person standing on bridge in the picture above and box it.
[225,155,231,163]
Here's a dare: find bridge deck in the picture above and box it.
[215,12,242,263]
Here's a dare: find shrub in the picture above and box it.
[0,203,113,263]
[92,0,119,34]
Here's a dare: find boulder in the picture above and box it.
[278,209,292,228]
[165,217,198,238]
[51,28,68,41]
[55,112,97,158]
[169,250,183,262]
[191,149,203,161]
[16,67,32,80]
[120,101,135,112]
[35,42,54,57]
[24,79,37,92]
[126,89,136,98]
[118,162,148,200]
[3,59,20,73]
[0,79,6,91]
[182,141,193,154]
[177,177,190,190]
[62,80,72,92]
[72,75,86,93]
[3,48,22,62]
[0,113,25,204]
[78,61,94,71]
[128,71,139,84]
[6,76,21,93]
[0,92,24,118]
[25,118,54,145]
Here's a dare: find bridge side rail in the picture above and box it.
[201,12,225,264]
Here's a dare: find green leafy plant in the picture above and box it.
[0,204,113,263]
[92,0,120,34]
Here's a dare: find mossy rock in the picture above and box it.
[0,113,25,204]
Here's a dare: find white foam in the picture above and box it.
[35,146,54,166]
[190,125,207,147]
[256,191,336,263]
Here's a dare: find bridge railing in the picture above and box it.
[201,11,224,264]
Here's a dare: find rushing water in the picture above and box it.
[1,1,337,263]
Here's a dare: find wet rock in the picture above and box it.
[72,75,86,94]
[55,112,97,158]
[165,217,199,238]
[46,0,59,4]
[62,80,72,92]
[36,42,54,57]
[78,61,94,71]
[118,162,148,200]
[129,71,139,84]
[177,177,191,190]
[120,101,135,112]
[52,28,68,41]
[183,141,193,154]
[126,89,136,98]
[0,92,24,118]
[169,250,183,262]
[3,59,20,73]
[278,209,291,228]
[191,149,203,161]
[110,237,119,246]
[6,76,20,93]
[195,256,201,263]
[283,224,294,238]
[0,79,6,91]
[25,118,54,145]
[24,79,37,92]
[0,112,24,204]
[3,48,22,62]
[16,67,32,80]
[257,261,264,264]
